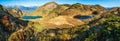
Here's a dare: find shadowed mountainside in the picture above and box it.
[0,5,29,41]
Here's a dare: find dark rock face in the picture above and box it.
[92,11,99,15]
[0,5,28,41]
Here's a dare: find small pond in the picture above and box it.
[74,16,92,20]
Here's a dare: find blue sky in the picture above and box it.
[0,0,120,7]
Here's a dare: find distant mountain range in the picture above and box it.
[5,5,114,14]
[5,5,38,13]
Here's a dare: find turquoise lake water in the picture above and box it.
[23,16,42,20]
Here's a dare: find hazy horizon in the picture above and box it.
[0,0,120,7]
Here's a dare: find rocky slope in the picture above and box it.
[8,8,25,18]
[109,7,120,15]
[29,2,58,17]
[8,14,120,41]
[0,4,28,41]
[29,2,69,17]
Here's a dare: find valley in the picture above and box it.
[0,1,120,41]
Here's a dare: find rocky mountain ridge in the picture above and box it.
[8,8,25,18]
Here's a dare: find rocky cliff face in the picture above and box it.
[9,8,25,18]
[109,7,120,15]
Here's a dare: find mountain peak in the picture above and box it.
[45,2,57,5]
[29,2,58,16]
[42,2,58,8]
[9,8,25,18]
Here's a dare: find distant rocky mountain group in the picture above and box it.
[6,5,38,13]
[0,2,120,41]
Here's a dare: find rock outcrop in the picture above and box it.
[9,8,25,18]
[109,7,120,15]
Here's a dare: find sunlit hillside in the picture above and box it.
[0,0,120,41]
